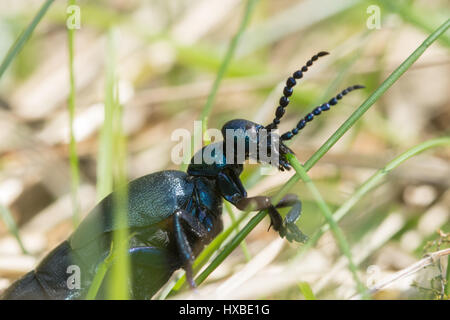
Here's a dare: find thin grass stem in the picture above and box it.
[67,0,81,227]
[298,282,316,300]
[190,18,450,288]
[88,29,130,300]
[225,201,252,261]
[85,242,114,300]
[0,204,28,254]
[180,0,259,171]
[286,153,368,298]
[0,0,55,81]
[107,29,130,300]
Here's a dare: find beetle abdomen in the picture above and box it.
[1,241,83,300]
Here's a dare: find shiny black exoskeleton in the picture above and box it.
[1,52,364,300]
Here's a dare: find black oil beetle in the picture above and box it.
[1,52,364,300]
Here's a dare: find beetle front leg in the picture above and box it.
[235,195,282,230]
[235,194,307,243]
[217,170,307,242]
[172,209,208,289]
[234,194,297,230]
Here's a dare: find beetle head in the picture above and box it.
[221,119,293,171]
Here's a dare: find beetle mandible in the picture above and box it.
[1,51,364,300]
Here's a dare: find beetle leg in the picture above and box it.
[217,168,306,242]
[274,193,299,208]
[176,209,209,238]
[173,209,208,289]
[235,195,283,230]
[235,194,307,243]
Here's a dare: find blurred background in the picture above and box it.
[0,0,449,299]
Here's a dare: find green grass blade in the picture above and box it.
[298,282,316,300]
[301,19,450,174]
[0,0,55,81]
[180,0,259,171]
[87,27,117,299]
[85,242,114,300]
[106,29,130,300]
[377,0,450,47]
[109,82,130,300]
[225,201,252,261]
[191,18,450,288]
[0,204,28,254]
[296,137,450,258]
[67,0,81,227]
[88,29,130,300]
[96,33,115,199]
[199,0,259,124]
[286,153,368,298]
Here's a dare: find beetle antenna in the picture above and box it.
[280,84,365,141]
[265,51,329,130]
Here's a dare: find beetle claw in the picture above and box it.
[281,223,308,243]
